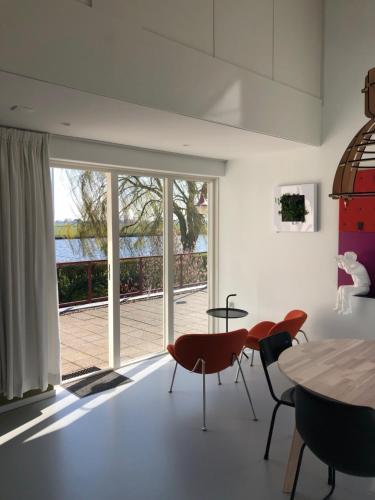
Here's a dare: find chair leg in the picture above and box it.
[217,372,222,385]
[323,468,336,499]
[290,443,306,500]
[234,350,244,383]
[235,354,257,421]
[299,329,309,342]
[168,362,178,393]
[264,402,281,460]
[202,360,207,431]
[328,466,333,485]
[250,349,255,366]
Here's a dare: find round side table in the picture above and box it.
[206,293,248,332]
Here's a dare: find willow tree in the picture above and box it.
[66,170,207,254]
[67,169,108,256]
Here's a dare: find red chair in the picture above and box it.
[283,309,308,342]
[167,329,257,431]
[235,310,308,381]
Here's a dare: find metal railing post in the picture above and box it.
[139,257,144,294]
[179,254,183,288]
[87,262,93,303]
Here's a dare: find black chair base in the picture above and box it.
[264,389,295,460]
[264,402,280,460]
[259,333,295,461]
[324,467,336,499]
[290,443,337,500]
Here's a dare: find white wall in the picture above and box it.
[217,0,375,340]
[0,0,322,145]
[141,0,214,55]
[214,0,274,78]
[274,0,323,97]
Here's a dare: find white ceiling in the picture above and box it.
[0,71,308,160]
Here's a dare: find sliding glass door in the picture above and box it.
[117,174,165,365]
[52,167,109,379]
[52,164,215,377]
[172,179,209,340]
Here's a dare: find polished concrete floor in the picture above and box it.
[0,354,374,500]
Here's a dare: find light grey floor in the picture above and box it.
[0,354,374,500]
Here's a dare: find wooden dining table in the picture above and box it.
[278,338,375,493]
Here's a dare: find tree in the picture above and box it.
[173,178,207,251]
[67,169,107,256]
[66,170,207,254]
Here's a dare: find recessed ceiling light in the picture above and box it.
[10,105,35,113]
[61,122,71,127]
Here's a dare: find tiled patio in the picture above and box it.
[59,288,208,377]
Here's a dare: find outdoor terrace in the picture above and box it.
[59,288,208,377]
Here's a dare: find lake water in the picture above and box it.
[55,235,208,263]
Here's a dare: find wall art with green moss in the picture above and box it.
[274,184,317,232]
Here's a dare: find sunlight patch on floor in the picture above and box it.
[23,355,171,442]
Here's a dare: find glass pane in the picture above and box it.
[118,175,164,364]
[53,168,109,378]
[173,179,208,339]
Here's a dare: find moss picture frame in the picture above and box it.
[274,184,317,232]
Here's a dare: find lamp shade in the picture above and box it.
[330,67,375,200]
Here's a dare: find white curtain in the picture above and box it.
[0,127,60,399]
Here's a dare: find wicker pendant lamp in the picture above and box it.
[330,68,375,200]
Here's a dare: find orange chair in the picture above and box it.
[167,329,257,431]
[283,309,308,342]
[235,310,308,381]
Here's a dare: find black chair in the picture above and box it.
[259,332,294,460]
[291,385,375,500]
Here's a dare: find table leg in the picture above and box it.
[283,427,304,493]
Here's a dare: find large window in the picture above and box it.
[173,179,208,339]
[118,174,164,364]
[53,168,109,378]
[52,166,215,378]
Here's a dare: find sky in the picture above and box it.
[52,168,79,221]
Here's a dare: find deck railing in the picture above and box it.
[57,252,207,308]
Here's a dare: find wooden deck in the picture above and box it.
[59,288,208,377]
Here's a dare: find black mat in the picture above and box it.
[62,366,100,381]
[63,370,132,398]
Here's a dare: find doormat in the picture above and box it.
[62,366,101,382]
[63,370,132,398]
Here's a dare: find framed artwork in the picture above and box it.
[274,183,317,232]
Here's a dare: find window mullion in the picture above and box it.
[163,178,174,347]
[107,172,120,368]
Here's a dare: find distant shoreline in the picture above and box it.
[55,234,208,263]
[55,234,161,240]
